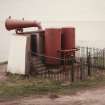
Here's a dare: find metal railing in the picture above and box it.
[30,47,105,82]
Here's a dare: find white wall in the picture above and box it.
[0,0,105,61]
[7,35,27,74]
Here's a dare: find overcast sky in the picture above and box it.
[0,0,105,21]
[0,0,105,61]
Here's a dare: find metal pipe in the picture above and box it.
[16,30,45,35]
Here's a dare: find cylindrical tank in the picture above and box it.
[45,28,61,64]
[61,27,75,50]
[5,18,42,31]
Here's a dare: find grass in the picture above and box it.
[0,72,105,100]
[0,75,62,100]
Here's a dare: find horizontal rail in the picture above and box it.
[31,52,68,61]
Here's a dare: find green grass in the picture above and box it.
[0,72,105,100]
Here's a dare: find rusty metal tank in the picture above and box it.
[45,28,61,64]
[61,27,75,50]
[5,17,42,31]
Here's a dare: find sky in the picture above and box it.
[0,0,105,21]
[0,0,105,61]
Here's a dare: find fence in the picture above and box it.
[30,47,105,82]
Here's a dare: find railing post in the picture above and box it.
[80,58,83,80]
[87,52,91,76]
[71,63,74,82]
[70,55,75,82]
[103,50,105,69]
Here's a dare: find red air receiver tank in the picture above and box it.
[62,27,75,50]
[45,28,61,64]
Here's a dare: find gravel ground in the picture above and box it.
[0,87,105,105]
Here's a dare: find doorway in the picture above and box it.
[31,34,37,56]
